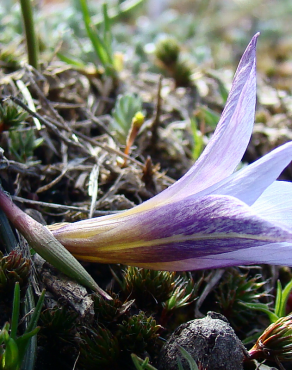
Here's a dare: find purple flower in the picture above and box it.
[50,33,292,271]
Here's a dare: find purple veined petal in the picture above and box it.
[252,181,292,231]
[195,142,292,206]
[51,194,292,269]
[135,33,258,210]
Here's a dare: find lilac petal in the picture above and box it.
[144,242,292,271]
[201,242,292,268]
[139,33,258,209]
[51,194,292,269]
[197,142,292,206]
[132,256,245,271]
[252,181,292,231]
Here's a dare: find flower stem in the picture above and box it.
[19,0,39,69]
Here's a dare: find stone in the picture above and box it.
[158,311,246,370]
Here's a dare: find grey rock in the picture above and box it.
[158,312,246,370]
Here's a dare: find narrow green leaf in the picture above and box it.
[92,0,144,25]
[131,353,143,370]
[178,346,199,370]
[239,301,279,323]
[281,280,292,317]
[15,327,40,348]
[177,357,185,370]
[275,280,283,318]
[57,53,87,68]
[21,286,37,370]
[102,2,112,50]
[79,0,111,67]
[24,289,45,334]
[3,337,19,370]
[131,353,158,370]
[10,283,20,340]
[16,290,45,366]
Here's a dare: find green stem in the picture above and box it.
[19,0,39,69]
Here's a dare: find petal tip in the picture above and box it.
[252,32,260,41]
[247,32,260,55]
[237,33,260,71]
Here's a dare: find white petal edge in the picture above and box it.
[205,242,292,267]
[252,181,292,231]
[195,142,292,206]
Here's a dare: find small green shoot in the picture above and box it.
[0,101,28,133]
[163,272,199,313]
[117,312,160,355]
[0,282,45,370]
[9,128,43,163]
[131,354,158,370]
[111,93,143,143]
[122,267,177,310]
